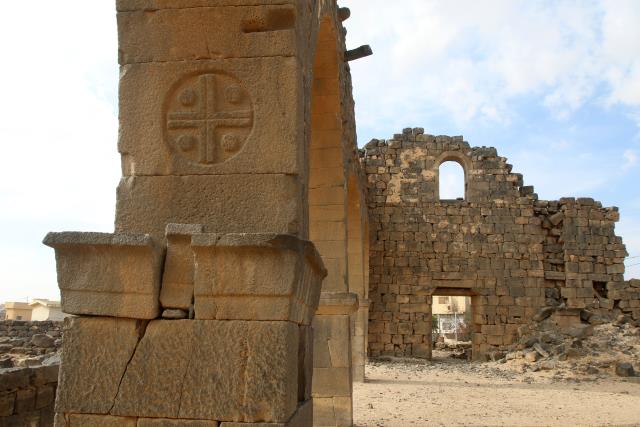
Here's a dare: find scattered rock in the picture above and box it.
[31,334,55,348]
[586,366,599,375]
[534,307,555,322]
[0,357,13,368]
[524,351,538,363]
[615,362,635,377]
[533,343,549,358]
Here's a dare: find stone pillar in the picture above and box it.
[43,1,355,426]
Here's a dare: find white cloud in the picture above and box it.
[623,149,638,170]
[342,0,640,128]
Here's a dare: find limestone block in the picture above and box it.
[138,419,219,427]
[67,414,137,427]
[219,399,312,427]
[43,232,163,319]
[117,58,303,176]
[160,223,204,310]
[312,315,351,369]
[312,368,351,397]
[118,5,298,63]
[117,0,298,12]
[315,292,358,316]
[192,233,325,324]
[313,397,351,427]
[55,317,144,414]
[111,320,299,423]
[115,174,303,237]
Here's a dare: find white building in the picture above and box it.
[28,299,69,321]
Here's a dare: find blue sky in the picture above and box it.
[0,1,639,302]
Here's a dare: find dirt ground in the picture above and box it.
[353,352,640,427]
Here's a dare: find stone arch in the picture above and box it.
[434,151,471,200]
[307,8,359,427]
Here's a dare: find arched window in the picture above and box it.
[439,160,465,200]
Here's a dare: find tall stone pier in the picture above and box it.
[45,1,369,426]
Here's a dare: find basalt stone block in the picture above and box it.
[117,58,303,176]
[43,232,163,319]
[192,233,326,324]
[111,320,299,423]
[115,174,303,238]
[55,317,144,415]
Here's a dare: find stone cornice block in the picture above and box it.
[315,291,358,316]
[192,233,326,324]
[43,232,164,319]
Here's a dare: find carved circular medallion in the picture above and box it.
[165,72,254,165]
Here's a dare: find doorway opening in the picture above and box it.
[431,288,474,361]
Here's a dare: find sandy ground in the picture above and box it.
[353,353,640,427]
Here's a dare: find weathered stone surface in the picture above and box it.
[117,58,302,176]
[67,414,137,426]
[118,5,297,64]
[114,175,302,237]
[192,233,325,324]
[315,292,358,316]
[55,317,144,414]
[138,419,219,427]
[219,399,312,427]
[116,0,297,12]
[313,396,351,427]
[111,320,299,423]
[160,224,204,310]
[43,232,163,319]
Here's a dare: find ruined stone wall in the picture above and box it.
[0,364,59,426]
[363,128,629,359]
[0,321,62,369]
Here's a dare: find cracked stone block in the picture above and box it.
[159,223,204,310]
[192,233,325,324]
[111,320,299,423]
[43,232,163,319]
[55,317,145,415]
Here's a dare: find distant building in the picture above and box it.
[4,302,33,320]
[29,299,68,321]
[432,296,470,337]
[3,299,69,321]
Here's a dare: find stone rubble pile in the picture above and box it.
[494,306,639,378]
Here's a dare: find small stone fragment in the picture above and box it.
[162,309,188,319]
[615,362,635,377]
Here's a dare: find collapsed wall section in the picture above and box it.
[363,127,630,359]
